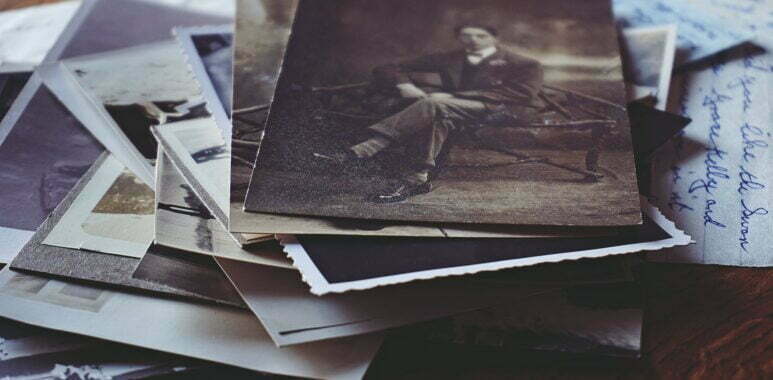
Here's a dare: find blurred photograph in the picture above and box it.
[175,25,235,141]
[245,0,642,226]
[621,25,677,110]
[2,272,112,313]
[190,31,233,114]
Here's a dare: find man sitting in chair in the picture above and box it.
[316,24,545,203]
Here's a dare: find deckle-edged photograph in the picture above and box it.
[621,25,677,110]
[174,25,234,140]
[245,0,642,226]
[37,40,209,186]
[227,0,546,236]
[7,152,241,306]
[154,147,288,268]
[279,200,691,295]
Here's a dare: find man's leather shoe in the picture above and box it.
[369,181,432,203]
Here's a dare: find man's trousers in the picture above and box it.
[368,97,488,170]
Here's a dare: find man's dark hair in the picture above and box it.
[454,24,498,37]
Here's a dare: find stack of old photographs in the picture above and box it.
[10,0,758,378]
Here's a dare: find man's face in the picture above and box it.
[458,27,497,51]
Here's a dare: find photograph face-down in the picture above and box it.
[245,0,642,226]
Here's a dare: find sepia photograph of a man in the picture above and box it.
[245,0,642,226]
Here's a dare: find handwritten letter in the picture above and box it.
[650,48,771,266]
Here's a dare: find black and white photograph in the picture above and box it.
[38,40,209,186]
[6,152,246,306]
[0,0,770,378]
[152,119,230,225]
[245,0,642,226]
[175,25,234,140]
[621,25,677,110]
[154,147,289,268]
[41,154,154,258]
[280,201,690,295]
[0,0,229,264]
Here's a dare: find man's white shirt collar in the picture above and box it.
[466,46,497,65]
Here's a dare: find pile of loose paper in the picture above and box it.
[0,0,770,378]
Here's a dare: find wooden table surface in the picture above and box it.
[0,0,60,10]
[1,1,770,379]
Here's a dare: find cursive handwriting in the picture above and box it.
[673,130,686,160]
[740,123,769,163]
[654,2,718,41]
[676,78,690,118]
[739,199,769,252]
[709,0,755,15]
[668,192,694,212]
[704,199,726,228]
[688,89,731,196]
[727,75,756,112]
[738,165,766,195]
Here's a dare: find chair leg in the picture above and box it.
[586,124,610,173]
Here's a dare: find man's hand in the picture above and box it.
[396,83,428,99]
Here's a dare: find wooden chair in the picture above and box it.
[234,83,626,181]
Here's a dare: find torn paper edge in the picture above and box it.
[279,198,691,295]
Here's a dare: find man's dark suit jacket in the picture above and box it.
[373,45,545,113]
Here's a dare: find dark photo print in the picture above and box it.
[245,0,642,226]
[191,32,234,114]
